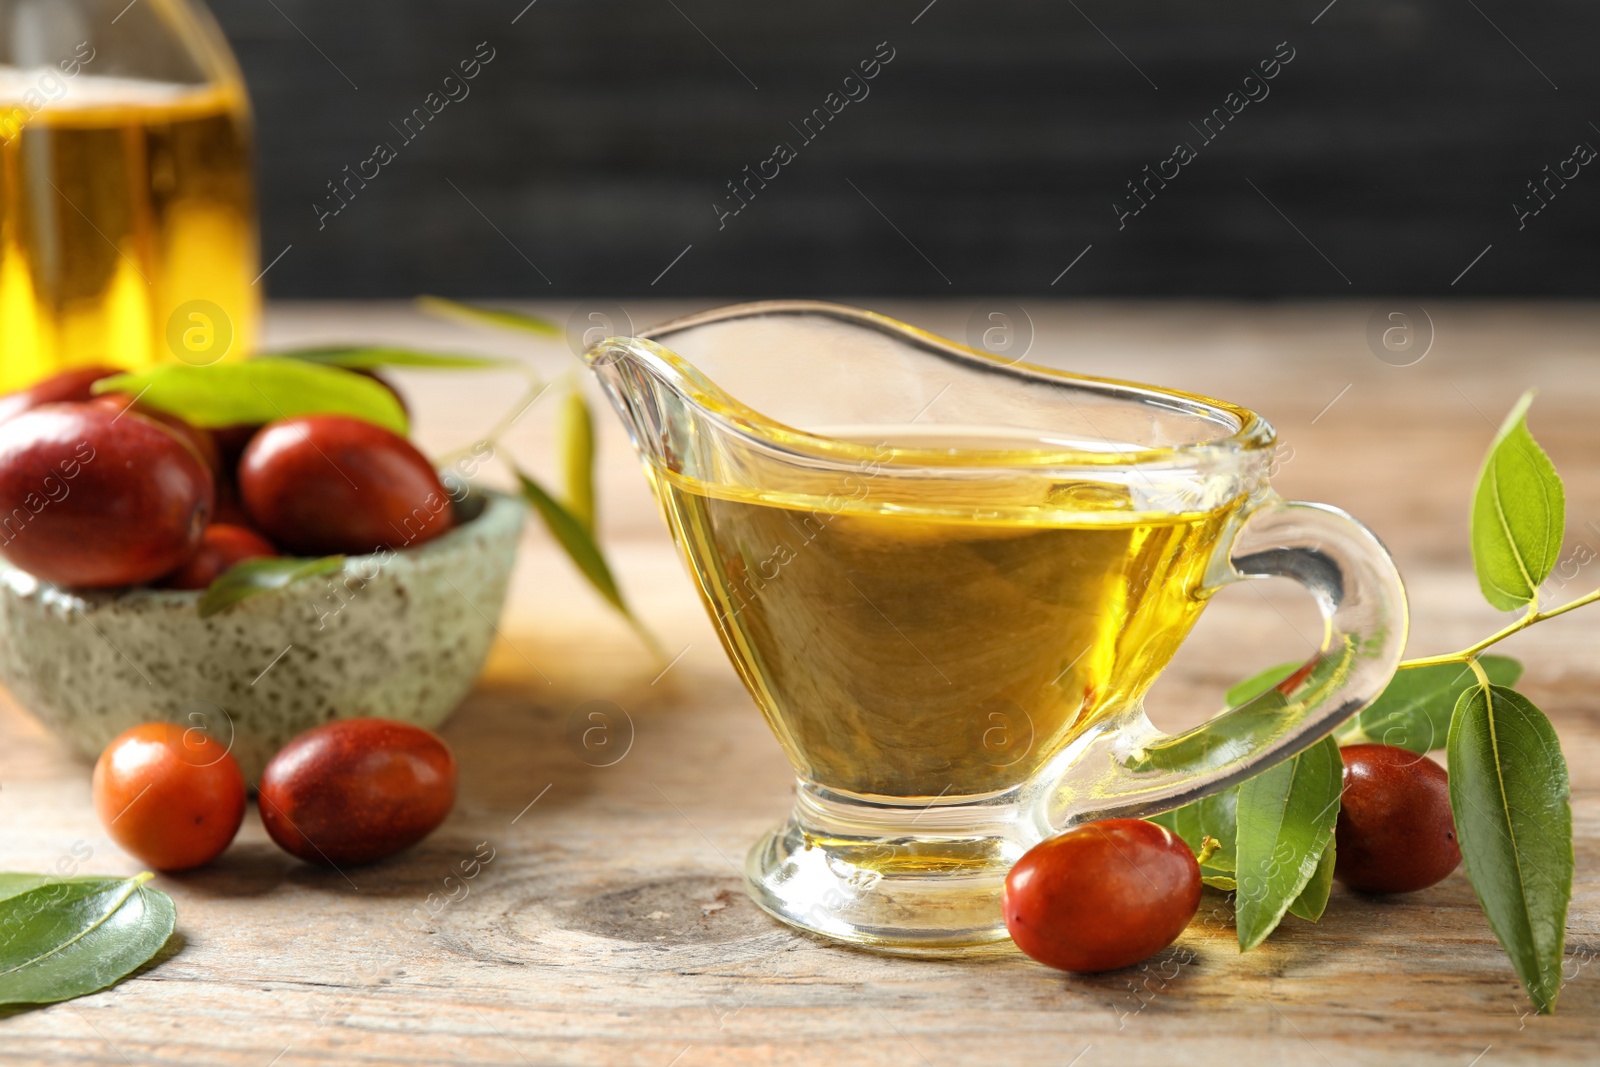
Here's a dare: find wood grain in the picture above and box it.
[2,301,1597,1065]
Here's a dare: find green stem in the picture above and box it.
[432,377,550,468]
[1396,586,1600,671]
[1467,657,1491,689]
[1529,584,1600,622]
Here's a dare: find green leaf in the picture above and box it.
[514,466,660,655]
[0,874,108,905]
[1287,835,1336,923]
[1150,788,1239,890]
[417,296,561,337]
[515,468,623,610]
[0,873,176,1005]
[277,346,514,371]
[1470,391,1565,610]
[1233,736,1342,951]
[198,556,347,618]
[1448,684,1573,1014]
[559,390,597,532]
[1334,655,1523,752]
[1226,663,1301,706]
[92,359,409,435]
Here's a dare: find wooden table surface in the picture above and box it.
[3,301,1598,1065]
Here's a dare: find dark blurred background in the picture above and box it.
[210,0,1600,299]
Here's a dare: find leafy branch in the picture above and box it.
[1154,389,1578,1014]
[1396,586,1600,671]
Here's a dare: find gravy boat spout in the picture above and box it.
[584,301,1406,951]
[585,300,1275,502]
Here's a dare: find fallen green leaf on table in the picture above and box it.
[199,556,347,618]
[0,874,108,903]
[0,873,176,1006]
[92,359,409,435]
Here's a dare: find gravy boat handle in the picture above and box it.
[1029,496,1409,831]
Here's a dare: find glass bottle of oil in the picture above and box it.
[0,0,257,391]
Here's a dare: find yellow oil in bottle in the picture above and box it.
[0,73,257,390]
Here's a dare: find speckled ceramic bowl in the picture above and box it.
[0,490,525,781]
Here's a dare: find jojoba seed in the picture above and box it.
[1004,819,1201,972]
[91,392,220,474]
[258,718,457,866]
[0,366,120,425]
[93,722,247,871]
[1335,743,1461,893]
[0,403,213,587]
[239,415,453,556]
